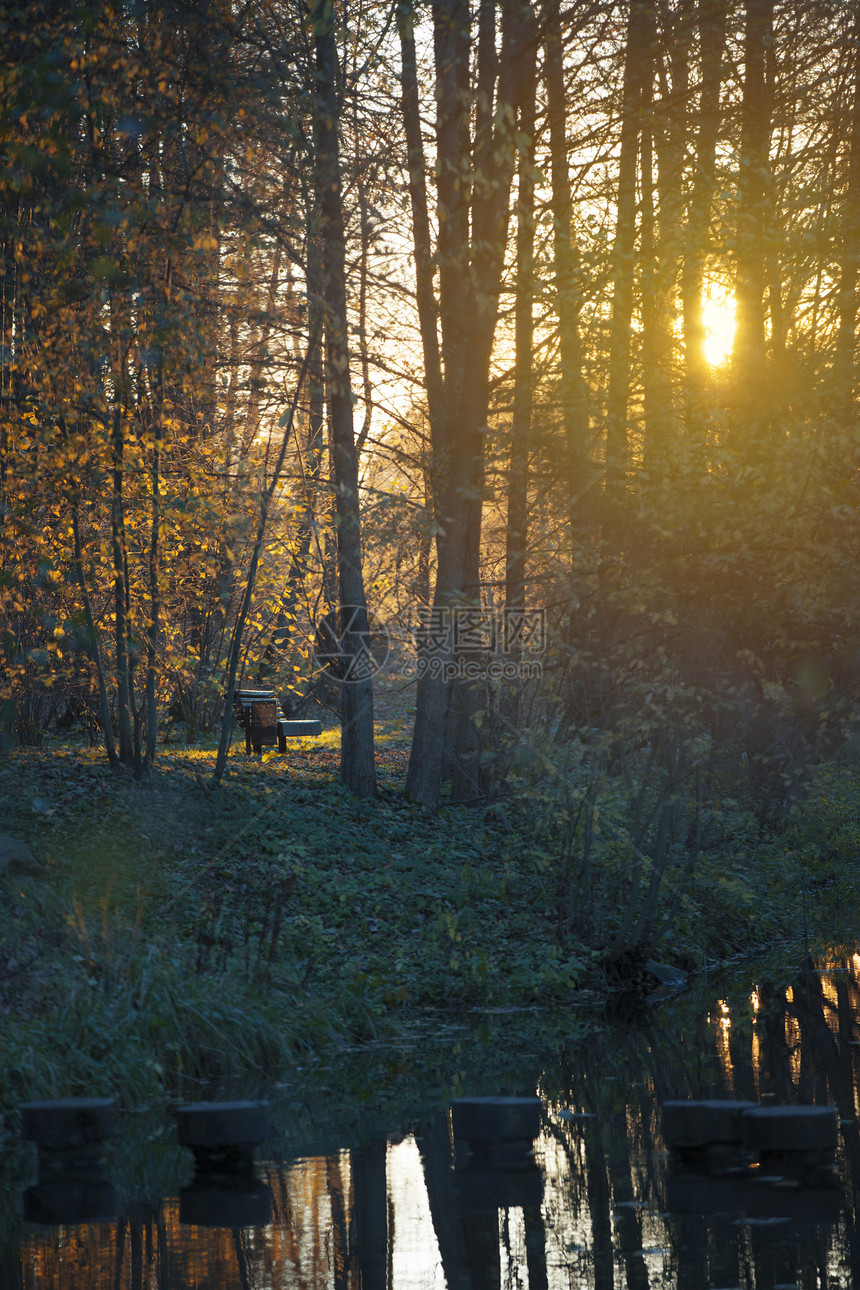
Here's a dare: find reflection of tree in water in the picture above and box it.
[535,987,858,1290]
[416,1116,502,1290]
[14,964,860,1287]
[786,960,860,1288]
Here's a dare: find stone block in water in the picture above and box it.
[20,1099,113,1154]
[451,1097,541,1144]
[176,1101,270,1151]
[662,1099,757,1149]
[741,1105,838,1153]
[176,1101,270,1174]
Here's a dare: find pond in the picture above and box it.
[3,951,860,1288]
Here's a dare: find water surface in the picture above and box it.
[5,954,860,1288]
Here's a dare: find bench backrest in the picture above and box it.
[249,700,279,745]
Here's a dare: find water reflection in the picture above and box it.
[10,955,860,1287]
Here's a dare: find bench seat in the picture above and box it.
[278,719,322,738]
[230,690,322,755]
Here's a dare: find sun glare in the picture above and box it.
[702,289,736,366]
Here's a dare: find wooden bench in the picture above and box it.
[230,689,322,755]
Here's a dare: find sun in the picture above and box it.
[702,288,736,366]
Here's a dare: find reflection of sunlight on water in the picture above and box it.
[784,987,802,1088]
[713,999,735,1093]
[499,1208,527,1284]
[538,1123,593,1281]
[751,989,762,1100]
[821,973,840,1037]
[387,1137,445,1289]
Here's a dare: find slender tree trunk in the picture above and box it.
[731,0,775,416]
[213,344,314,782]
[0,234,12,538]
[502,30,537,738]
[505,62,536,622]
[311,0,376,797]
[398,0,445,582]
[681,0,728,439]
[259,264,326,686]
[111,398,134,766]
[544,0,590,544]
[143,420,161,767]
[398,0,445,435]
[71,496,118,765]
[405,0,476,809]
[417,457,433,607]
[604,0,654,506]
[642,0,691,475]
[144,341,165,768]
[355,166,374,458]
[835,6,860,413]
[446,0,514,802]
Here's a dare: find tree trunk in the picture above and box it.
[311,0,377,798]
[71,495,118,766]
[111,397,134,767]
[505,55,536,623]
[544,0,590,544]
[604,0,654,507]
[213,345,313,782]
[835,6,860,413]
[144,351,163,769]
[731,0,775,417]
[681,0,728,439]
[642,0,692,475]
[259,234,326,688]
[398,0,445,436]
[405,0,534,809]
[502,26,537,735]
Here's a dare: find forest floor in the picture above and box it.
[1,708,858,1115]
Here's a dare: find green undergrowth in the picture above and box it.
[0,730,857,1115]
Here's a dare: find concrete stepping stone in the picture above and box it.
[176,1101,270,1172]
[20,1099,116,1224]
[176,1101,270,1150]
[451,1097,541,1144]
[662,1100,757,1150]
[21,1098,113,1160]
[741,1105,839,1153]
